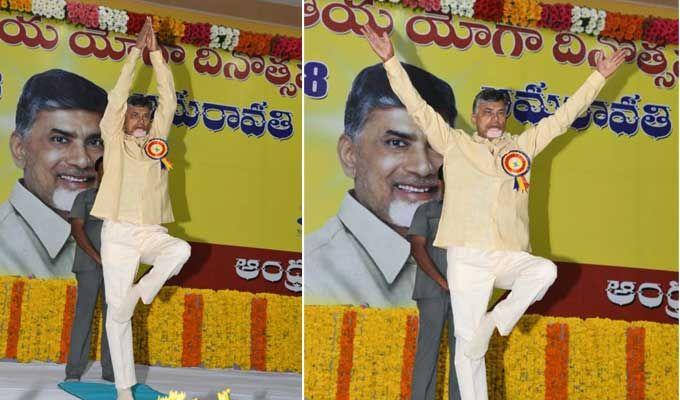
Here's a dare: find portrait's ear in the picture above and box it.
[337,134,357,179]
[9,131,27,169]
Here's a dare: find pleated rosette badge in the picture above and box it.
[501,150,530,192]
[144,138,173,170]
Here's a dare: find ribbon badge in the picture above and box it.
[501,150,530,192]
[144,138,173,170]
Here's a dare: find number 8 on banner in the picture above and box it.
[304,61,329,99]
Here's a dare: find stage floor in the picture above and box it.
[0,360,301,400]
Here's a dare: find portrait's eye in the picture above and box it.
[50,134,69,144]
[385,138,408,148]
[87,136,104,148]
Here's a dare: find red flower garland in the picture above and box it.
[537,3,573,31]
[474,0,504,23]
[271,36,301,61]
[181,22,211,47]
[402,0,442,12]
[642,17,679,45]
[126,11,150,35]
[65,1,99,28]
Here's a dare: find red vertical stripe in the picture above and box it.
[626,327,646,400]
[250,297,268,371]
[181,293,204,367]
[400,314,419,399]
[59,285,78,363]
[5,280,25,359]
[335,310,357,400]
[545,323,569,400]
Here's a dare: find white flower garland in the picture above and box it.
[570,6,606,36]
[209,25,240,52]
[32,0,66,20]
[441,0,475,18]
[98,6,128,34]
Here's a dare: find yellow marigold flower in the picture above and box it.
[157,390,187,400]
[216,388,232,400]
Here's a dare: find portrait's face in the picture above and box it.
[339,107,443,228]
[124,105,152,136]
[10,109,103,211]
[472,100,507,138]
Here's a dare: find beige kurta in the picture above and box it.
[91,47,177,225]
[384,57,606,252]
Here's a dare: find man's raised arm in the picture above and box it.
[518,49,626,157]
[100,18,152,139]
[148,26,177,140]
[361,25,460,155]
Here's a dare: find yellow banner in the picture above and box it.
[304,0,678,272]
[0,5,301,267]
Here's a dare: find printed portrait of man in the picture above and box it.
[305,62,457,307]
[0,69,108,277]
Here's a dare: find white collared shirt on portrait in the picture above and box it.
[305,192,416,308]
[0,181,75,277]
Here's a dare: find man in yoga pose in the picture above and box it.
[91,17,191,400]
[362,24,625,400]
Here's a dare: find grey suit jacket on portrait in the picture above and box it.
[408,200,449,300]
[70,188,103,273]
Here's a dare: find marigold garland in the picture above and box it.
[303,307,339,399]
[0,1,300,59]
[260,293,301,373]
[200,289,252,370]
[600,12,644,42]
[235,31,274,57]
[380,0,677,45]
[152,14,184,45]
[399,315,418,399]
[8,0,31,12]
[502,0,542,28]
[304,306,678,400]
[0,276,301,373]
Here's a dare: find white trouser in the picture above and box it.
[101,220,191,389]
[447,246,557,400]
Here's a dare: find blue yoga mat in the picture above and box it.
[58,382,167,400]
